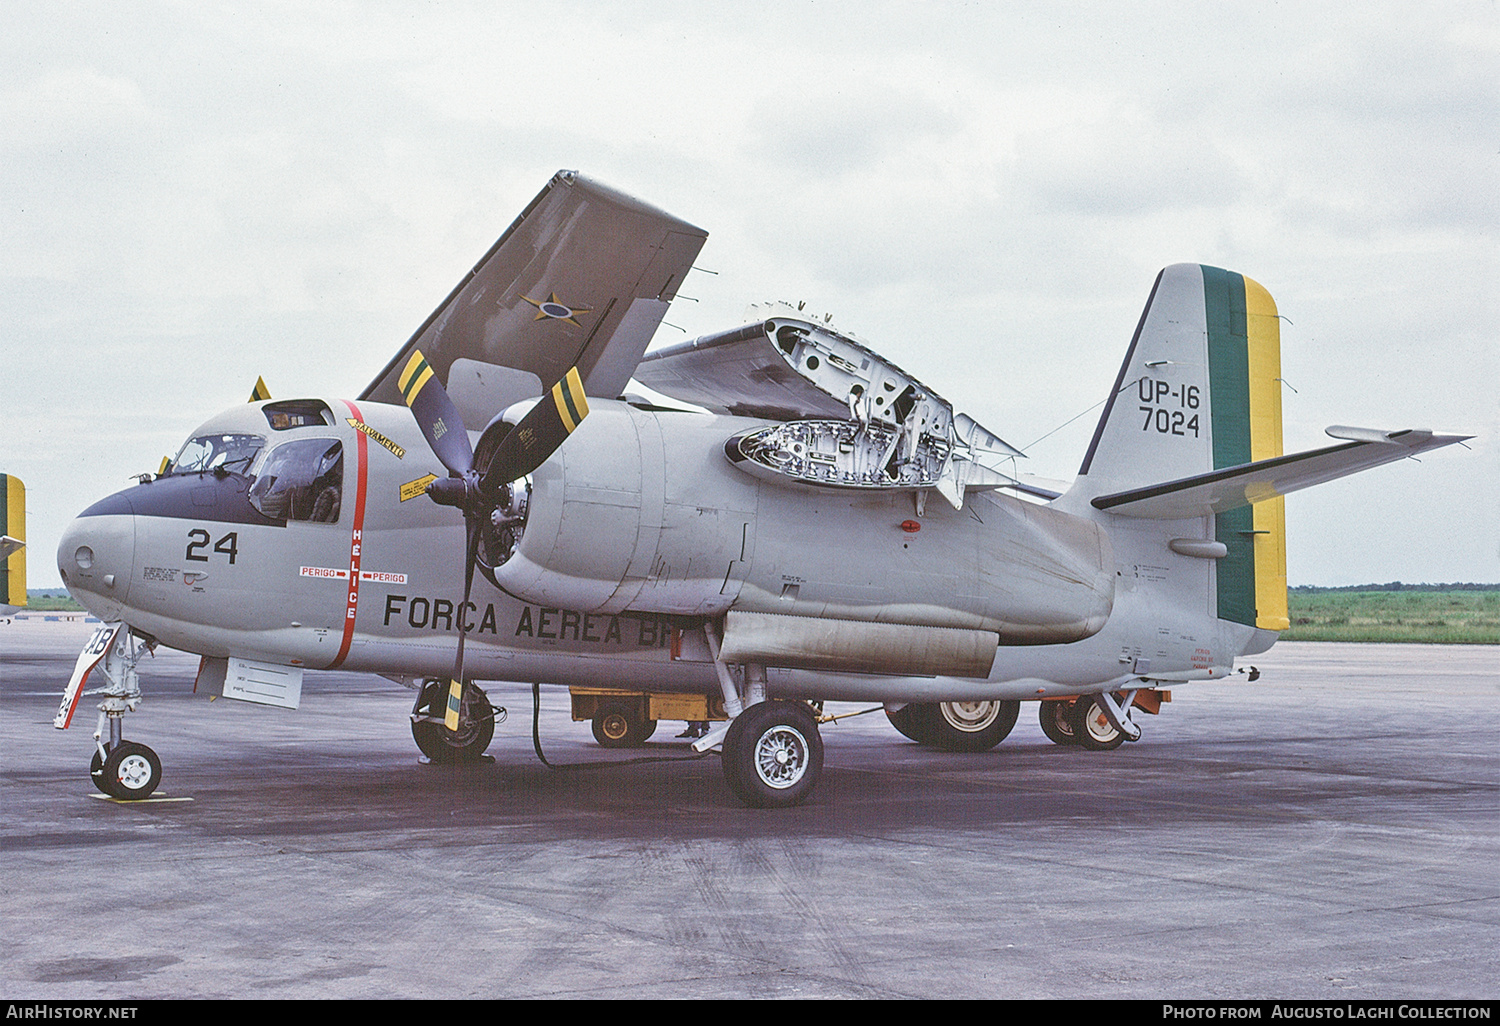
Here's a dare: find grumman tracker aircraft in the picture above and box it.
[54,171,1468,807]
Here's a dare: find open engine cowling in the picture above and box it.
[491,401,1115,645]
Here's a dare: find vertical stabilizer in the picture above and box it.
[1,474,26,610]
[1069,265,1288,631]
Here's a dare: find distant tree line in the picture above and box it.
[1290,582,1500,593]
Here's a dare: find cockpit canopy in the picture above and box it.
[165,399,345,524]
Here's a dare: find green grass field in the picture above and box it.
[1282,589,1500,644]
[23,591,85,612]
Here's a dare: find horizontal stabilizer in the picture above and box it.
[1091,427,1470,519]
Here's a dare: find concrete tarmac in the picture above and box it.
[1,617,1496,1000]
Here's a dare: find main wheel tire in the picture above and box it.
[591,700,657,748]
[928,700,1020,751]
[411,681,495,763]
[99,741,162,800]
[884,701,1019,751]
[1039,699,1079,746]
[884,703,929,743]
[1069,695,1128,751]
[721,701,823,809]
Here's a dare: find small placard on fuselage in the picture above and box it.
[222,657,304,710]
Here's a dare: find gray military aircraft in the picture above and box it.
[54,170,1469,807]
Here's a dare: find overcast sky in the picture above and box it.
[3,1,1496,590]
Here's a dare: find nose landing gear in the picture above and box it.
[56,622,164,800]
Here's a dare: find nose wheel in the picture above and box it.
[1039,698,1080,745]
[90,740,163,800]
[1067,693,1140,751]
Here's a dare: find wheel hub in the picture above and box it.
[939,701,1000,732]
[754,726,809,789]
[1085,708,1118,742]
[117,754,153,790]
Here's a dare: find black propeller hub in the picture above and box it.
[426,473,481,512]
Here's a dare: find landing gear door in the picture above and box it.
[54,622,126,729]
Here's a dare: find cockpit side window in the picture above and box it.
[247,439,344,523]
[170,433,264,476]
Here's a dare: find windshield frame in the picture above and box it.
[167,432,266,477]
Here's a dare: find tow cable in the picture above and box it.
[528,683,717,771]
[524,687,884,771]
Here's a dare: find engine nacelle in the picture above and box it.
[492,401,1115,645]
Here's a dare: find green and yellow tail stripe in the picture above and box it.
[248,376,271,403]
[550,366,588,432]
[1203,267,1289,632]
[1,474,26,608]
[398,352,436,407]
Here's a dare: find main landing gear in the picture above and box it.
[1039,692,1148,751]
[719,700,824,808]
[885,700,1021,751]
[698,628,825,808]
[410,678,503,763]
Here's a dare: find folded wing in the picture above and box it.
[362,171,707,420]
[637,315,1025,509]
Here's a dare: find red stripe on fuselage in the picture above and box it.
[328,400,370,669]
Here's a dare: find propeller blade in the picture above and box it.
[402,362,589,729]
[398,350,474,477]
[444,516,482,730]
[481,366,590,491]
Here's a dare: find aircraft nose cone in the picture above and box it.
[57,503,136,621]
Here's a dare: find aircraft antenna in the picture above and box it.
[1017,376,1145,453]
